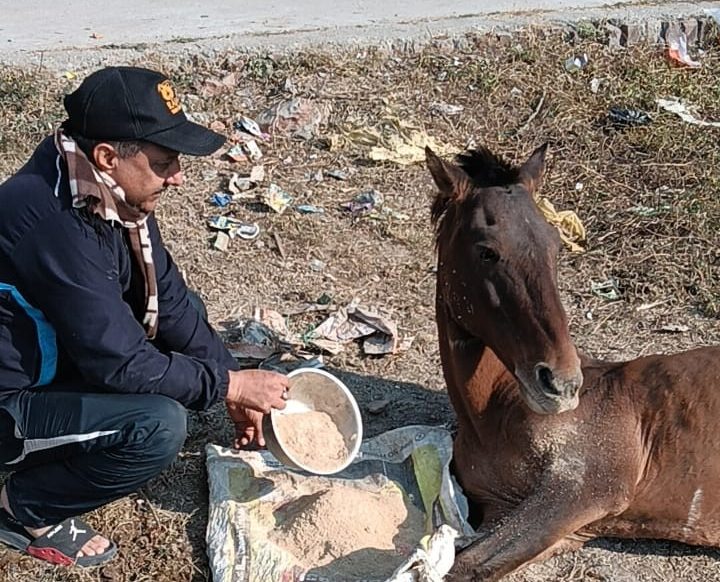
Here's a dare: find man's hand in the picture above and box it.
[225,369,289,448]
[226,404,266,448]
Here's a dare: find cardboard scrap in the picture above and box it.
[308,298,412,355]
[255,97,325,139]
[244,140,263,161]
[213,231,230,252]
[228,167,265,198]
[249,165,265,183]
[247,300,412,357]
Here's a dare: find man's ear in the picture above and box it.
[92,143,119,172]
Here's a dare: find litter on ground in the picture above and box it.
[656,97,720,127]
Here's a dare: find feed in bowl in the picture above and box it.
[265,368,362,474]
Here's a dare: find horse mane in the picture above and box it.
[431,146,520,228]
[457,147,520,187]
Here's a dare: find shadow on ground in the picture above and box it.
[589,536,720,561]
[327,367,454,438]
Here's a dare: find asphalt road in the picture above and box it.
[0,0,715,56]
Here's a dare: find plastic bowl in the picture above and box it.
[263,368,363,475]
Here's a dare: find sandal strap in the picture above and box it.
[27,517,98,566]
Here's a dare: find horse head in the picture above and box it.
[426,144,583,414]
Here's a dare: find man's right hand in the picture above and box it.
[225,369,289,414]
[225,369,289,449]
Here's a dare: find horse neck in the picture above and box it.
[436,297,516,416]
[468,347,516,411]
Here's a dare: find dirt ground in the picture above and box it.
[1,17,720,582]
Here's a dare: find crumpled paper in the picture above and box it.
[256,97,325,140]
[656,97,720,128]
[261,183,293,213]
[309,298,413,355]
[535,197,586,253]
[331,111,455,165]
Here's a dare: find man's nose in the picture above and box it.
[165,169,184,187]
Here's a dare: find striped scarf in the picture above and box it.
[54,129,159,339]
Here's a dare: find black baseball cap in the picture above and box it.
[63,66,226,156]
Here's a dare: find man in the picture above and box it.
[0,66,289,567]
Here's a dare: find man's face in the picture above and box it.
[110,143,184,213]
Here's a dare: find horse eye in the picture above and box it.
[477,245,500,263]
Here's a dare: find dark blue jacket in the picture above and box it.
[0,137,237,410]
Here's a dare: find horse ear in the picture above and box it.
[518,143,548,195]
[425,146,470,201]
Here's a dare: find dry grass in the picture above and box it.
[1,18,719,582]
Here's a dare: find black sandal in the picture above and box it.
[0,509,117,567]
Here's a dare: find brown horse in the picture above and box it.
[425,144,720,582]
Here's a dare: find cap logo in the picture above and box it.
[157,80,182,114]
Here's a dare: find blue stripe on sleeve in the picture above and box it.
[0,283,58,386]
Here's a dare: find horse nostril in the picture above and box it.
[536,365,561,395]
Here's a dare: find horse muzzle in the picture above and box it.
[516,363,583,414]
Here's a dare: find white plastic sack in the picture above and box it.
[206,425,474,582]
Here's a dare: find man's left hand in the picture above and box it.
[226,403,265,448]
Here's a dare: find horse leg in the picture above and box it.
[448,484,611,582]
[531,533,589,564]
